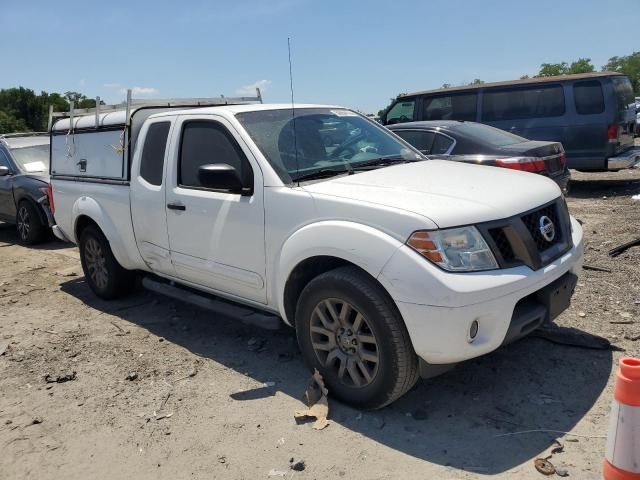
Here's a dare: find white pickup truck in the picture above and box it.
[49,99,583,409]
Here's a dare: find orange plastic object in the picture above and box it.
[603,460,640,480]
[614,358,640,407]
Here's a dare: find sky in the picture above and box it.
[1,0,638,114]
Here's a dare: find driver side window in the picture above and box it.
[179,121,253,190]
[385,100,415,125]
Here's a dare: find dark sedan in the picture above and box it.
[0,133,53,244]
[388,121,571,194]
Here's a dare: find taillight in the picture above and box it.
[495,157,546,173]
[47,183,55,214]
[607,124,619,142]
[559,153,567,167]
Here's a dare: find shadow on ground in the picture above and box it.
[59,277,612,475]
[568,174,640,199]
[0,222,70,250]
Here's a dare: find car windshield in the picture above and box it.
[450,122,525,147]
[235,108,422,183]
[11,144,50,172]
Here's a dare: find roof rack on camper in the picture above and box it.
[48,87,263,132]
[48,88,263,182]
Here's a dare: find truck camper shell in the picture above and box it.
[49,88,263,182]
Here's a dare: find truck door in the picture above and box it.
[165,114,266,304]
[130,119,176,276]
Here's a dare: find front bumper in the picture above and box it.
[377,217,583,365]
[608,146,640,170]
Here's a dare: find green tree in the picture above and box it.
[0,111,28,134]
[537,58,595,77]
[537,62,569,77]
[520,75,531,80]
[468,79,484,85]
[568,58,595,74]
[603,51,640,94]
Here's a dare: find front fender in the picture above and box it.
[72,196,140,270]
[275,220,404,324]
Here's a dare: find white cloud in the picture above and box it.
[118,86,160,97]
[236,79,271,96]
[79,79,86,87]
[103,82,121,89]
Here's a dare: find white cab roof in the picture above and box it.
[148,103,345,119]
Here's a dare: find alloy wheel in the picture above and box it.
[84,237,109,289]
[17,206,30,241]
[309,298,380,388]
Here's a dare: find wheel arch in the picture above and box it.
[71,198,140,270]
[15,194,48,226]
[276,221,405,326]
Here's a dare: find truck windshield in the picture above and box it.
[236,108,422,183]
[11,144,50,172]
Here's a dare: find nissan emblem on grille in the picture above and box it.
[538,216,555,242]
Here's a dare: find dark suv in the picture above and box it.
[381,72,639,171]
[0,133,53,244]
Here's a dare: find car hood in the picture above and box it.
[23,172,49,183]
[302,160,561,228]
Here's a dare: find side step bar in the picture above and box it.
[142,276,282,331]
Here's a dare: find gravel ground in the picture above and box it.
[0,166,639,480]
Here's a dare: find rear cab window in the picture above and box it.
[482,84,565,121]
[140,122,171,186]
[385,99,415,125]
[573,80,604,115]
[422,93,477,121]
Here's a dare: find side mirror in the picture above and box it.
[198,163,246,194]
[0,166,10,177]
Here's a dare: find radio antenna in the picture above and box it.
[287,37,300,186]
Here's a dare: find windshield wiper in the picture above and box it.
[350,156,420,171]
[292,167,353,182]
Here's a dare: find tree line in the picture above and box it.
[379,51,640,117]
[0,89,99,134]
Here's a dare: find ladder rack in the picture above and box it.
[48,87,263,131]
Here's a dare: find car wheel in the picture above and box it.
[79,225,135,299]
[296,266,419,409]
[16,200,47,245]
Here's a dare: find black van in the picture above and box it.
[381,72,639,171]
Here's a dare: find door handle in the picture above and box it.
[167,203,186,211]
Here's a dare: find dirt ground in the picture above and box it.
[1,168,639,480]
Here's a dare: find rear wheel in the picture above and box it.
[16,200,47,245]
[79,225,135,299]
[296,266,419,409]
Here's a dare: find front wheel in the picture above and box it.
[295,266,419,409]
[79,225,135,299]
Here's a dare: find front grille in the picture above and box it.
[521,204,562,252]
[489,228,515,262]
[479,199,572,271]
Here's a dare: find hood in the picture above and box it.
[303,160,561,228]
[23,172,49,183]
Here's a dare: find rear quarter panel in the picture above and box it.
[51,179,146,270]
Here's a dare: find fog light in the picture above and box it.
[469,320,479,342]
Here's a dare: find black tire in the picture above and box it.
[16,200,47,245]
[79,225,135,300]
[295,266,419,410]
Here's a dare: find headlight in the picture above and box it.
[407,226,498,272]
